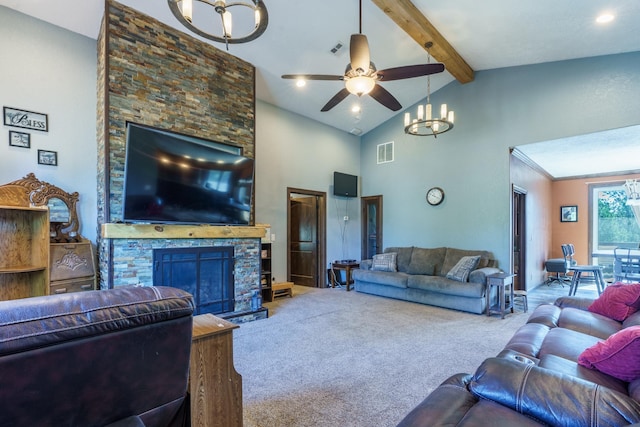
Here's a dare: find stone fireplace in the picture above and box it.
[96,0,263,322]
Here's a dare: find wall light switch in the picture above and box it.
[271,233,276,242]
[343,216,349,221]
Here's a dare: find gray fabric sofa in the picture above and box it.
[353,246,501,314]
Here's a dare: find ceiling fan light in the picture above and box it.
[345,76,375,96]
[447,111,454,123]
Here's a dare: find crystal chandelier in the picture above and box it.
[168,0,268,51]
[404,42,454,137]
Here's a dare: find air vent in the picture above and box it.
[330,41,345,56]
[350,127,363,136]
[377,141,394,164]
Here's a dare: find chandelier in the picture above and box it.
[404,42,454,137]
[168,0,268,51]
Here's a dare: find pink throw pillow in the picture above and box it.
[578,326,640,382]
[587,283,640,321]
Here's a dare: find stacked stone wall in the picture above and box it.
[96,1,259,317]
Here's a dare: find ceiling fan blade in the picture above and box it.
[350,34,370,73]
[321,88,351,112]
[369,84,402,111]
[282,74,344,81]
[377,63,445,81]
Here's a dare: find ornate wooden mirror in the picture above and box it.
[0,173,82,242]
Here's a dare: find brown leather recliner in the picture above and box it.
[0,286,194,427]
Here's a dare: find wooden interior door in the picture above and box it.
[512,186,527,291]
[287,188,326,287]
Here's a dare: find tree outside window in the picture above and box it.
[592,184,640,278]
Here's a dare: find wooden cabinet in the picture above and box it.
[0,205,50,300]
[260,242,272,302]
[49,241,96,294]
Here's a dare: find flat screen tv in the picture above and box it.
[122,122,254,225]
[333,171,358,198]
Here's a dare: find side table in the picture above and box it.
[486,273,515,319]
[190,314,242,427]
[330,261,359,291]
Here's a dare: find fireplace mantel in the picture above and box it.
[102,223,267,239]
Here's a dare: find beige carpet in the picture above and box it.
[233,285,530,427]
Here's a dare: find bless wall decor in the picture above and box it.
[37,149,57,166]
[9,130,30,148]
[3,107,48,132]
[561,205,578,222]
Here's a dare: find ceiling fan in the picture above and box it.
[281,0,445,112]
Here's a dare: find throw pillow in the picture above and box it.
[371,252,397,272]
[588,283,640,321]
[446,255,481,282]
[578,325,640,382]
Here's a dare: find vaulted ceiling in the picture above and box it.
[2,0,640,177]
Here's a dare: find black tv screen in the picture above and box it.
[123,123,254,225]
[333,171,358,198]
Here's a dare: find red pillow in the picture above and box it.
[578,325,640,382]
[587,283,640,321]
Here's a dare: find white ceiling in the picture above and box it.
[515,124,640,179]
[2,0,640,177]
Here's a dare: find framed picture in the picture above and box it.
[561,205,578,222]
[37,149,58,166]
[9,130,30,148]
[3,107,48,132]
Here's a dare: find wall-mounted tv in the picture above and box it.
[333,171,358,198]
[122,122,254,225]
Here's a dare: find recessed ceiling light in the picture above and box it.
[596,13,615,24]
[295,79,306,88]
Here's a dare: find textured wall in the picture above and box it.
[97,1,259,315]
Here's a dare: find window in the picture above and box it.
[377,141,394,164]
[590,182,640,278]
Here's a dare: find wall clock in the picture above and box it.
[426,187,445,206]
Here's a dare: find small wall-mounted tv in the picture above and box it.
[333,171,358,198]
[122,122,254,225]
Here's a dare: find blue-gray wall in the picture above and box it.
[255,101,361,282]
[2,5,639,287]
[0,7,98,242]
[361,52,640,272]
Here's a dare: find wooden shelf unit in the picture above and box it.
[260,242,272,302]
[0,205,50,300]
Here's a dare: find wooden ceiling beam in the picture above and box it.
[371,0,474,84]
